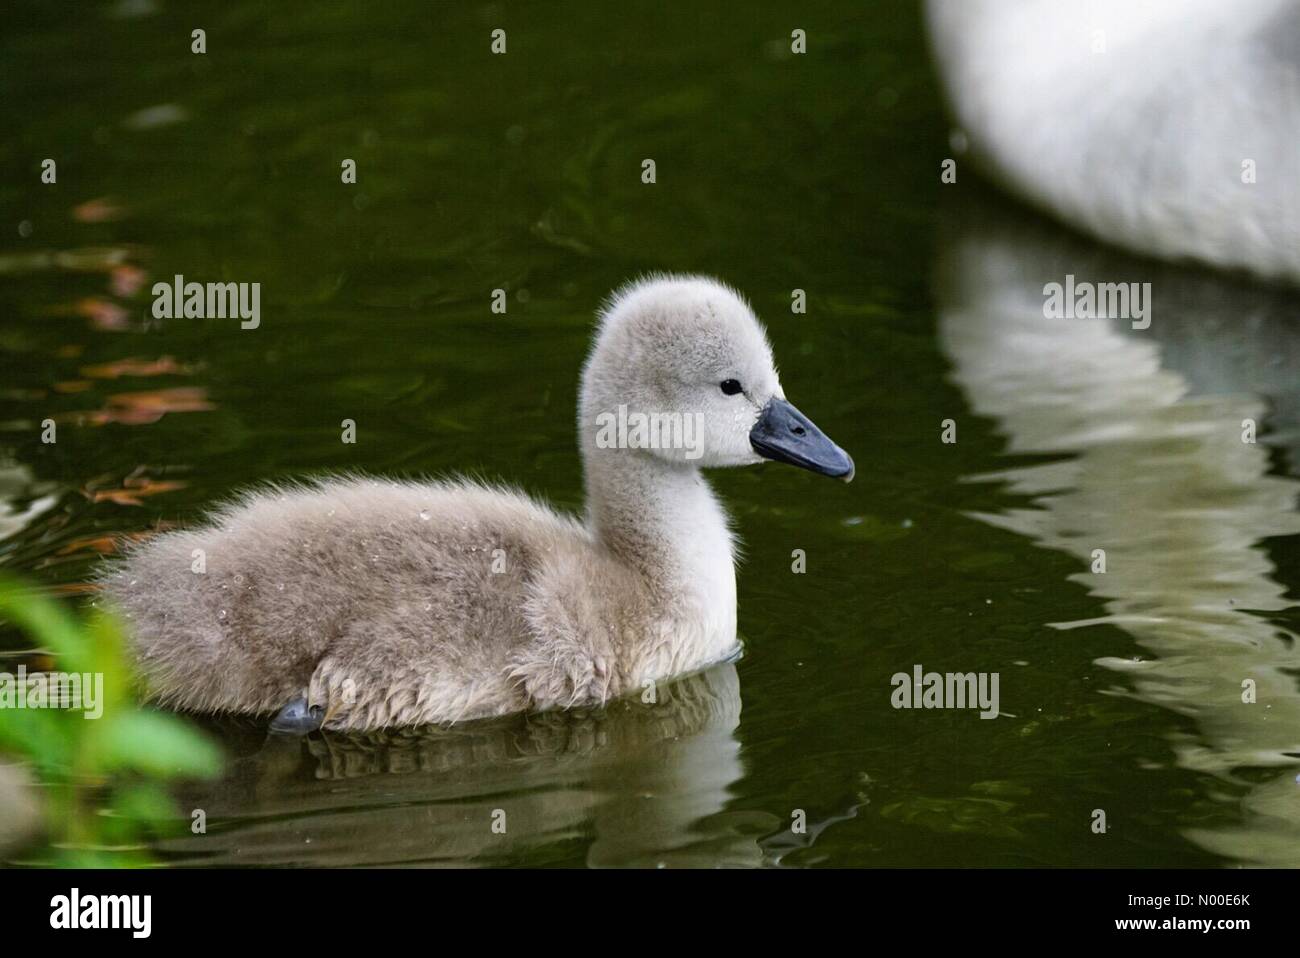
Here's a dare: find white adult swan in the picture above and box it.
[927,0,1300,283]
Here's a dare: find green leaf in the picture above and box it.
[99,783,182,845]
[0,577,90,666]
[0,705,72,774]
[99,711,222,779]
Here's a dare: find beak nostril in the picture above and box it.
[750,396,850,480]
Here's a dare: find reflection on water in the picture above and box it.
[935,194,1300,866]
[159,663,770,867]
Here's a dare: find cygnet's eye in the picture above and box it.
[719,379,743,396]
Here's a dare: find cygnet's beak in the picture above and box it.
[749,398,855,482]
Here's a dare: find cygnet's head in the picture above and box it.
[580,275,854,481]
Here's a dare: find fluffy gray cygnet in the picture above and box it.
[101,276,854,732]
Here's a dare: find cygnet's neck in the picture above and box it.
[582,446,736,603]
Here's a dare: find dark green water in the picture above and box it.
[2,1,1299,867]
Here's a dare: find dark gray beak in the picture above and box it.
[749,398,855,482]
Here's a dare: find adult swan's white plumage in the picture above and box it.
[926,0,1300,283]
[101,276,854,732]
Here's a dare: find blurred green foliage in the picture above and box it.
[0,576,222,866]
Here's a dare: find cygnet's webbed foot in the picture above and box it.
[269,696,324,735]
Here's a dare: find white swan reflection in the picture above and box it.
[935,197,1300,866]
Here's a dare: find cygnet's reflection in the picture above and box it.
[159,661,765,867]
